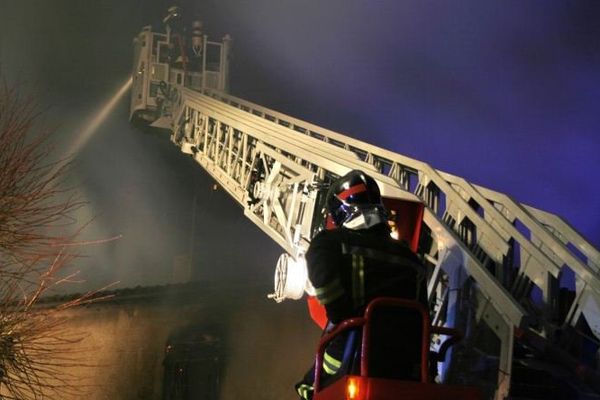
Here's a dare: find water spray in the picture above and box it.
[67,76,133,156]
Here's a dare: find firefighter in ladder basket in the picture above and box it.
[295,170,428,400]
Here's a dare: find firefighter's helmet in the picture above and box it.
[326,170,386,228]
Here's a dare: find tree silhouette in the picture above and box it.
[0,81,108,399]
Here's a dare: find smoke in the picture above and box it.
[0,1,285,293]
[63,104,280,292]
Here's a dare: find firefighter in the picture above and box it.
[295,170,427,400]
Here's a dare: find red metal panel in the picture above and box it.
[307,295,328,330]
[381,198,424,253]
[314,376,483,400]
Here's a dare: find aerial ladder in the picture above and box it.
[130,12,600,400]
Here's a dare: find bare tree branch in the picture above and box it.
[0,79,110,399]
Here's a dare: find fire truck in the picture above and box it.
[130,8,600,399]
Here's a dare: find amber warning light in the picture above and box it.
[346,376,364,400]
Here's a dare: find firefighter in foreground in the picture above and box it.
[295,170,428,400]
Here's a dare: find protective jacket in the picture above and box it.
[296,223,427,399]
[306,223,427,324]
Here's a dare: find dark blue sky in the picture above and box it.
[0,0,598,289]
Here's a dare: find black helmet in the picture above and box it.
[326,170,386,228]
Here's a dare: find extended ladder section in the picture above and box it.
[129,24,600,399]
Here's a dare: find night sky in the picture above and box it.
[0,0,598,291]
